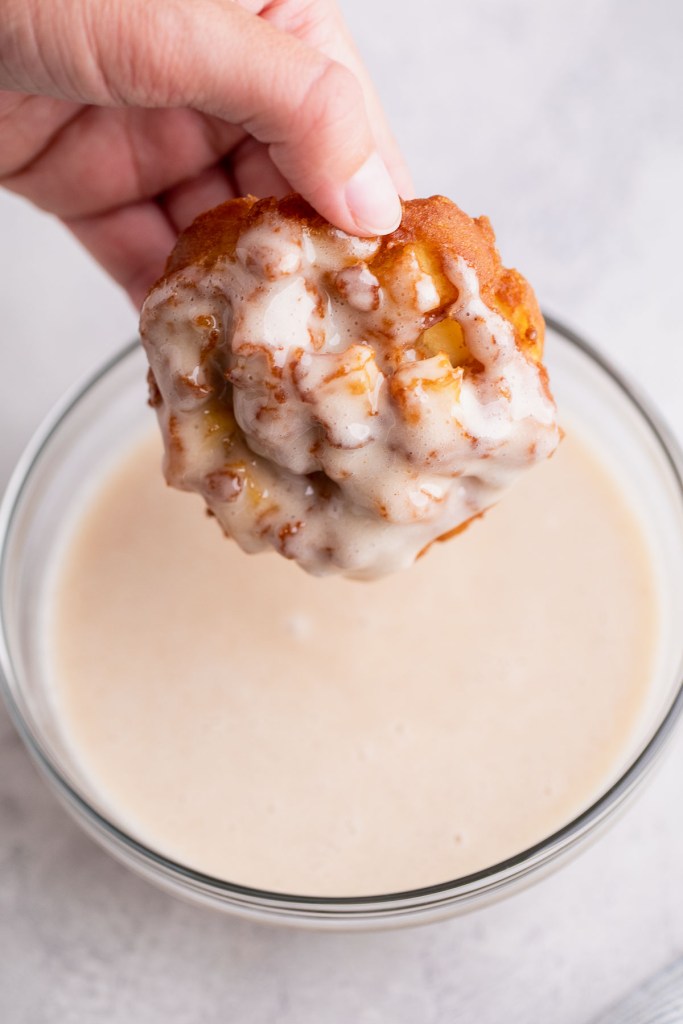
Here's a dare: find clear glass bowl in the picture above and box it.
[2,318,683,929]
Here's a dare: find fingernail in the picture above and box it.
[344,153,402,235]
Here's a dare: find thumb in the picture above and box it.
[253,60,404,237]
[142,0,403,234]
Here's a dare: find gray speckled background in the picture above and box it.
[1,1,683,1020]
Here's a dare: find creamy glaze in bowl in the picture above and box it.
[1,318,683,929]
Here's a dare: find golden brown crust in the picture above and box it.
[164,195,258,276]
[153,194,544,361]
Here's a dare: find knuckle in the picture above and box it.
[297,60,365,145]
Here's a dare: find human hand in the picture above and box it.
[0,0,412,305]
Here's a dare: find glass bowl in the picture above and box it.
[2,317,683,930]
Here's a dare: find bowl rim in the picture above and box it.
[2,314,683,917]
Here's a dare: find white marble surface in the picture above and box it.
[1,0,683,1019]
